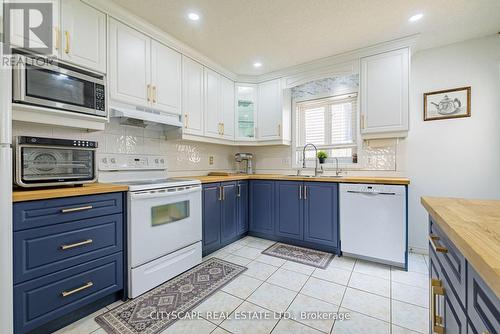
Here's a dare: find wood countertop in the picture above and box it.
[421,197,500,299]
[185,174,410,185]
[13,183,129,202]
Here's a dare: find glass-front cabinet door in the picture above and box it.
[235,84,257,140]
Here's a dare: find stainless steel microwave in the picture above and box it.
[12,53,106,117]
[14,136,98,188]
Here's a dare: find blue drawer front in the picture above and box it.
[14,214,123,284]
[14,253,123,334]
[14,192,123,231]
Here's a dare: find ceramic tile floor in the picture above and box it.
[54,236,430,334]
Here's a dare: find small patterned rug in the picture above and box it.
[262,242,334,269]
[95,258,246,334]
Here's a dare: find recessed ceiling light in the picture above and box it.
[253,62,262,68]
[187,12,200,21]
[408,13,423,22]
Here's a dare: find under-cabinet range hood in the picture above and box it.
[110,105,182,129]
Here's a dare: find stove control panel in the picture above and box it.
[98,154,167,171]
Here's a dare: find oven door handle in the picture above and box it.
[130,186,201,199]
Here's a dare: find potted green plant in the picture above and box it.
[317,151,328,164]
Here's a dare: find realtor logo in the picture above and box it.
[3,2,53,55]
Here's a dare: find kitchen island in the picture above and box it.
[422,197,500,334]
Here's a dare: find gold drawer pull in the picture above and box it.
[64,30,70,54]
[62,282,93,297]
[429,235,448,253]
[54,27,60,50]
[61,205,93,213]
[431,278,445,334]
[60,239,93,250]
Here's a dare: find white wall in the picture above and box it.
[399,34,500,252]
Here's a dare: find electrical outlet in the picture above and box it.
[209,156,214,165]
[282,158,290,165]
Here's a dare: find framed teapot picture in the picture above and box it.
[424,86,471,121]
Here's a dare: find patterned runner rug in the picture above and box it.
[96,258,246,334]
[262,242,334,269]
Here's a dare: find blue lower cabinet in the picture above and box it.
[236,181,249,235]
[430,220,467,307]
[202,181,243,255]
[441,265,468,334]
[249,180,339,253]
[430,231,467,334]
[303,182,338,247]
[467,262,500,334]
[249,180,275,234]
[14,253,123,334]
[275,181,303,240]
[202,183,222,254]
[221,182,238,244]
[13,192,126,334]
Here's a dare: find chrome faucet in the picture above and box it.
[333,157,342,176]
[302,143,323,177]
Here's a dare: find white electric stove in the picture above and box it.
[98,154,202,298]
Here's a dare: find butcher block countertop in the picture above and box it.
[13,183,129,202]
[421,197,500,298]
[186,174,410,185]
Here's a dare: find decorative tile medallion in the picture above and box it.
[96,258,246,334]
[262,243,334,269]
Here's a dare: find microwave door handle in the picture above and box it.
[12,56,26,101]
[130,186,201,199]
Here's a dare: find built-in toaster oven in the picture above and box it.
[14,136,97,188]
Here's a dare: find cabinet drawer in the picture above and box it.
[14,253,123,334]
[14,193,123,231]
[429,219,466,308]
[14,214,123,284]
[467,263,500,334]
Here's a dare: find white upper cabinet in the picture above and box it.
[151,40,181,115]
[203,69,235,140]
[221,76,235,140]
[109,18,151,108]
[360,47,409,138]
[204,68,222,138]
[60,0,106,73]
[8,0,60,57]
[109,18,182,114]
[257,78,285,141]
[182,56,204,136]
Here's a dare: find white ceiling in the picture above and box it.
[112,0,500,75]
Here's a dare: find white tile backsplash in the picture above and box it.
[13,119,239,175]
[13,119,398,175]
[243,139,398,172]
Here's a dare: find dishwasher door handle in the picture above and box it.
[346,190,397,196]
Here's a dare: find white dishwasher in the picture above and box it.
[339,183,407,268]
